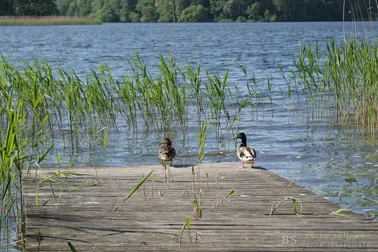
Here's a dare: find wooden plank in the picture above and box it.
[23,162,378,251]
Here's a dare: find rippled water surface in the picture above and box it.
[1,22,378,219]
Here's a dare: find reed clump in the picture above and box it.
[0,51,266,248]
[283,38,378,135]
[0,52,261,160]
[0,16,101,26]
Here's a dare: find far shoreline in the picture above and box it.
[0,16,101,26]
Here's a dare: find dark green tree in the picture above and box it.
[179,4,209,21]
[14,0,58,16]
[322,0,346,21]
[175,0,191,18]
[56,0,72,15]
[129,11,140,21]
[273,0,304,21]
[1,0,374,22]
[222,0,248,20]
[91,0,105,15]
[258,0,275,16]
[136,0,158,22]
[264,8,275,21]
[246,1,260,20]
[193,0,210,8]
[66,0,92,16]
[157,0,176,22]
[209,0,228,20]
[119,0,138,21]
[0,0,15,15]
[94,4,120,21]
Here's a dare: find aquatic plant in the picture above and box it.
[196,120,208,167]
[282,38,378,136]
[0,91,54,250]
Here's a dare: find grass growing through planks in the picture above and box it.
[192,196,202,221]
[330,208,352,218]
[270,196,303,216]
[204,172,209,190]
[177,216,204,247]
[67,241,77,252]
[213,189,235,209]
[151,173,157,196]
[178,217,192,247]
[159,184,174,196]
[113,169,155,211]
[186,121,209,221]
[35,171,98,208]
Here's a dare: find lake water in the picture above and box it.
[1,22,378,220]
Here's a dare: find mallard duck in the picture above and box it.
[234,132,256,168]
[158,137,176,166]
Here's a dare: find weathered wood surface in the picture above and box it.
[23,163,378,251]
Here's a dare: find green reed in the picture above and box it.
[0,108,52,250]
[196,121,208,167]
[158,55,187,127]
[282,38,378,135]
[1,110,21,245]
[180,64,202,115]
[0,52,266,164]
[204,70,230,140]
[115,51,260,139]
[0,62,57,249]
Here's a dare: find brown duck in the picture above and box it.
[158,137,176,166]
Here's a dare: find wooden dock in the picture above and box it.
[23,163,378,251]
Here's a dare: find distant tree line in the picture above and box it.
[0,0,58,16]
[0,0,377,22]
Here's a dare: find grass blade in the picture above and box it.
[113,169,155,212]
[68,241,77,252]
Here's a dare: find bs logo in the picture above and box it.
[282,235,297,245]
